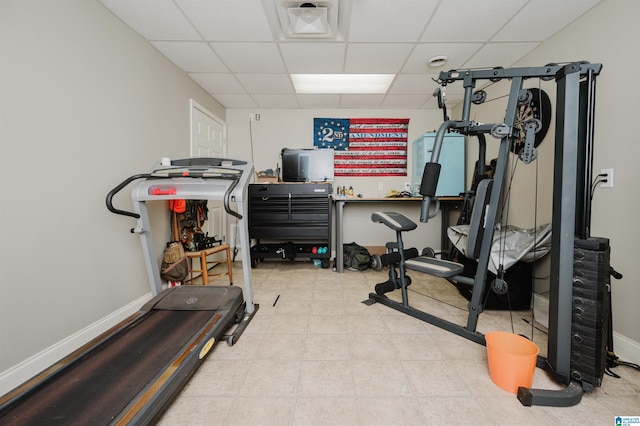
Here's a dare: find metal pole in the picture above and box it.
[548,63,582,380]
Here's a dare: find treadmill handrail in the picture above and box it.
[106,173,151,218]
[222,177,242,219]
[106,173,243,220]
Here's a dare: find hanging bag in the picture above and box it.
[160,241,189,282]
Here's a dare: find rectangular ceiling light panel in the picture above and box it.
[292,74,395,94]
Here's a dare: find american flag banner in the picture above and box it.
[314,117,410,176]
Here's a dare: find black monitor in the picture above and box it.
[281,148,334,182]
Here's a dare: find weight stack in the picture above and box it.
[570,237,610,391]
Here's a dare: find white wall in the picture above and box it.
[0,0,224,388]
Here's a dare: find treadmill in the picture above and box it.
[0,158,258,425]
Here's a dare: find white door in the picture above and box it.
[191,102,225,158]
[190,100,227,245]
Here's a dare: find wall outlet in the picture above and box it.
[404,182,411,192]
[600,168,613,188]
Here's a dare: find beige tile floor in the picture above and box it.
[158,260,640,425]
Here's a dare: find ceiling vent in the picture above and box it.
[273,0,342,39]
[288,3,329,35]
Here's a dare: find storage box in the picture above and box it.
[255,172,279,183]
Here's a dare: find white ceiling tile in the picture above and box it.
[340,94,385,108]
[348,0,440,42]
[419,93,461,112]
[211,42,286,73]
[463,42,541,70]
[422,0,527,42]
[344,43,414,73]
[297,94,342,108]
[382,94,430,109]
[403,43,483,73]
[99,0,201,40]
[98,0,603,109]
[252,94,299,108]
[493,0,602,42]
[388,74,437,95]
[188,73,246,94]
[421,96,441,110]
[235,74,294,94]
[176,0,273,41]
[212,94,258,108]
[439,94,462,111]
[279,43,346,73]
[151,41,227,72]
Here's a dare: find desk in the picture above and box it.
[333,196,463,273]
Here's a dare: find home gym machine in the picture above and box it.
[366,62,607,407]
[0,158,258,424]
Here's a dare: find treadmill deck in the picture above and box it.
[0,286,243,425]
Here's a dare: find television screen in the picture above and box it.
[281,148,334,182]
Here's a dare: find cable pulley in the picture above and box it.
[541,63,558,81]
[491,278,509,295]
[518,88,533,105]
[489,66,505,82]
[490,123,511,139]
[471,90,487,105]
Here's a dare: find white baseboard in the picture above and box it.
[533,293,640,367]
[0,292,153,396]
[611,330,640,367]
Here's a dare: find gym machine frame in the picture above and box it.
[366,62,603,407]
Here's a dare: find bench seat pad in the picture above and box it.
[405,256,464,278]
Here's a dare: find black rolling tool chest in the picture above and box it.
[248,183,332,268]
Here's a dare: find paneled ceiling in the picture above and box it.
[98,0,601,110]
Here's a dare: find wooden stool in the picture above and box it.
[184,244,233,286]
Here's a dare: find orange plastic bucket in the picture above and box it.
[485,331,539,394]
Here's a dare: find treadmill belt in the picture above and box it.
[1,309,216,425]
